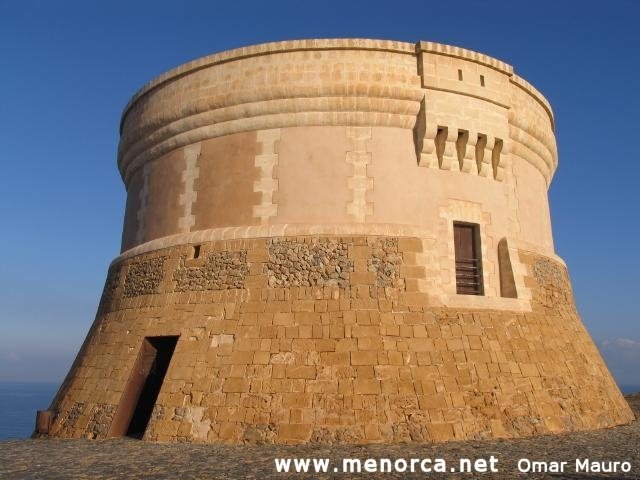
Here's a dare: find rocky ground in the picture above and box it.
[1,394,638,479]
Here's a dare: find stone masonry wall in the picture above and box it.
[173,251,249,292]
[265,238,353,288]
[368,238,402,288]
[123,257,166,298]
[98,264,122,312]
[49,236,634,444]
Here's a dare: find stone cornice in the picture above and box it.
[416,40,514,75]
[120,38,417,132]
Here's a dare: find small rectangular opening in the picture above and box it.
[480,74,485,87]
[458,69,463,81]
[454,222,483,295]
[192,245,201,259]
[108,336,178,439]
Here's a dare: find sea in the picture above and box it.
[0,382,58,440]
[0,381,638,440]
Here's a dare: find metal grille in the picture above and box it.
[456,257,482,295]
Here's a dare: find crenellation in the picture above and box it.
[456,129,477,174]
[476,134,493,177]
[439,126,458,171]
[415,116,505,180]
[492,139,506,181]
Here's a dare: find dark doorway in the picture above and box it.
[108,336,178,439]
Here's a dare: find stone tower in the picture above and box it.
[43,39,633,444]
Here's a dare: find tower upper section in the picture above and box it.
[117,39,558,261]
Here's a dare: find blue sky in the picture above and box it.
[0,0,638,387]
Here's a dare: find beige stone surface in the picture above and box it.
[192,132,261,230]
[116,39,557,273]
[143,148,185,243]
[45,39,631,445]
[276,127,351,224]
[49,237,633,444]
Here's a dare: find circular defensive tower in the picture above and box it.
[45,39,633,443]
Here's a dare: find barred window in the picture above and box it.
[454,223,483,295]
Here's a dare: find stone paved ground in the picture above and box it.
[1,394,638,480]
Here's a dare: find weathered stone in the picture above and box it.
[86,404,116,439]
[368,238,402,288]
[173,251,249,291]
[98,264,122,311]
[265,239,353,289]
[123,257,166,297]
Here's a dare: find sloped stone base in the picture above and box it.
[47,236,634,443]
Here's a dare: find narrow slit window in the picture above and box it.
[458,69,463,81]
[497,238,517,298]
[454,223,483,295]
[480,74,485,87]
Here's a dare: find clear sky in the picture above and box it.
[0,0,638,387]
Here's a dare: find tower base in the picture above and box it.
[45,235,634,444]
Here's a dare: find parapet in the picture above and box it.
[118,39,557,187]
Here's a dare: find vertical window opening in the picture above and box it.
[192,245,201,259]
[480,74,485,87]
[498,238,517,298]
[454,223,483,295]
[458,69,463,81]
